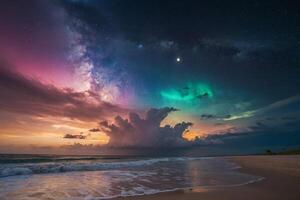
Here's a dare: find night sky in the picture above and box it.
[0,0,300,155]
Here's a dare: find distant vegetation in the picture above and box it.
[265,148,300,155]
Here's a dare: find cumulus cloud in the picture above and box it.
[98,107,193,148]
[0,66,127,121]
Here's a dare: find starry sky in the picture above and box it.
[0,0,300,155]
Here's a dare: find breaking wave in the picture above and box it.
[0,157,220,177]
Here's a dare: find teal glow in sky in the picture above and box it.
[160,82,213,102]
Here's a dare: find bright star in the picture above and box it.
[176,57,181,62]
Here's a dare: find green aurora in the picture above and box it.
[160,82,214,104]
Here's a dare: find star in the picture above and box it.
[176,57,181,62]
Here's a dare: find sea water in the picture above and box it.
[0,155,263,200]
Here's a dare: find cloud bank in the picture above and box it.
[0,66,127,121]
[99,107,193,148]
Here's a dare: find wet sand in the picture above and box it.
[115,155,300,200]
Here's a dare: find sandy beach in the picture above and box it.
[115,155,300,200]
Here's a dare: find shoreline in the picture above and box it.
[113,155,300,200]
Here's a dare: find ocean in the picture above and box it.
[0,154,263,200]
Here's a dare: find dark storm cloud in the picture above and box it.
[99,107,193,147]
[0,65,127,121]
[63,133,87,139]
